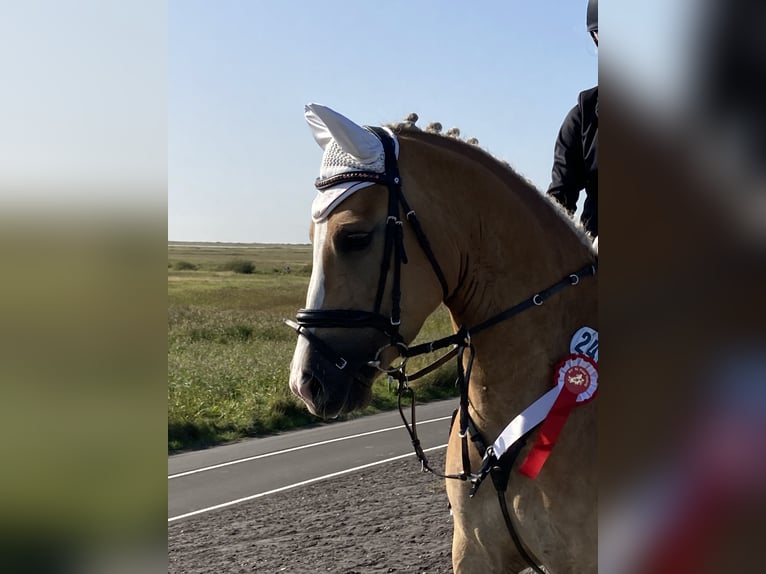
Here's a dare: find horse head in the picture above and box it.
[288,104,446,418]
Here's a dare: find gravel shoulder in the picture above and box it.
[168,451,453,574]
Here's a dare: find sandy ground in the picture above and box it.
[168,451,455,573]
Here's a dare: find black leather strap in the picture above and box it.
[469,262,597,337]
[285,319,349,370]
[295,309,397,338]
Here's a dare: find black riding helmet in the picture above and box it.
[587,0,598,34]
[587,0,597,45]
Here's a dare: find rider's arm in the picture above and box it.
[547,104,586,214]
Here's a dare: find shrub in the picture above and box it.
[174,260,198,271]
[221,259,255,274]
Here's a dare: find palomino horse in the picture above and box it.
[288,104,597,573]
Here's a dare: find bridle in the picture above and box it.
[286,126,596,574]
[285,126,450,374]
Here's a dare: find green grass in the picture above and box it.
[168,242,458,452]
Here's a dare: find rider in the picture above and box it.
[547,0,598,238]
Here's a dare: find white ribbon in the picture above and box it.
[491,385,562,458]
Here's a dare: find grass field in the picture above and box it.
[168,242,458,452]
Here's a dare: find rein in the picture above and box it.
[390,265,594,574]
[391,262,597,486]
[287,126,596,574]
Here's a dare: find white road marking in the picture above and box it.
[168,444,448,523]
[168,415,452,479]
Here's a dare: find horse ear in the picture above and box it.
[304,103,381,162]
[304,104,334,150]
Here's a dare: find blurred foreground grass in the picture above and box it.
[168,242,459,452]
[0,216,168,573]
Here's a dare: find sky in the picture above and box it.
[168,0,599,244]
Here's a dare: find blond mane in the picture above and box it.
[388,115,594,251]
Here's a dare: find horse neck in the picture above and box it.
[402,134,597,437]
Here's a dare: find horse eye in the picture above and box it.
[338,231,373,253]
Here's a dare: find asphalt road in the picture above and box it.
[168,398,458,522]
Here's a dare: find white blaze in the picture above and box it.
[305,221,328,308]
[289,221,328,392]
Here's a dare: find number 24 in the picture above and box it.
[574,332,598,359]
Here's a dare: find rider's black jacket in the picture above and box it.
[547,86,598,237]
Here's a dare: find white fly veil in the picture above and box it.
[304,103,399,221]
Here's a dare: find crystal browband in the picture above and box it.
[314,170,389,190]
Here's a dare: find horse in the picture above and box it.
[288,103,598,573]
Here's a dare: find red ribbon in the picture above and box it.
[518,387,579,478]
[518,354,597,479]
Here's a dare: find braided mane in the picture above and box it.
[386,113,593,247]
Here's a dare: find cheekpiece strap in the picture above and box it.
[364,126,401,188]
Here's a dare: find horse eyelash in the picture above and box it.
[338,232,373,252]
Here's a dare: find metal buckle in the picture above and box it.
[569,274,580,285]
[336,358,348,370]
[370,342,409,374]
[532,294,543,306]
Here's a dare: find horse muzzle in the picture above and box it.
[288,333,382,419]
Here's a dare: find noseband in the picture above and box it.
[285,126,450,373]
